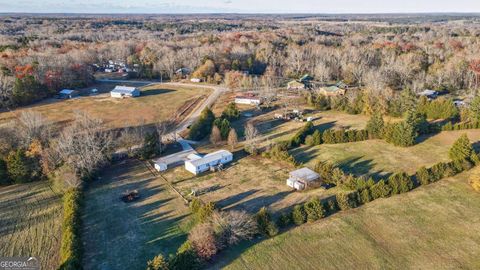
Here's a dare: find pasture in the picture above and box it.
[213,168,480,270]
[0,181,63,270]
[292,130,480,178]
[0,84,211,129]
[82,159,190,270]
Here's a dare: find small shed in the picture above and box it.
[286,168,320,191]
[110,86,140,98]
[58,89,79,99]
[235,96,262,106]
[190,78,202,83]
[318,85,346,96]
[418,90,438,99]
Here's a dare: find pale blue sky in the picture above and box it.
[0,0,479,14]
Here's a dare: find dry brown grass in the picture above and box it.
[0,181,63,270]
[0,84,211,129]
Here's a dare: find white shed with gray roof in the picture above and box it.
[287,167,320,191]
[110,86,140,98]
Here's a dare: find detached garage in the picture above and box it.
[110,86,140,98]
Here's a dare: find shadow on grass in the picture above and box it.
[141,88,176,96]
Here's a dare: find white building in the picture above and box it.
[234,96,262,106]
[286,168,320,191]
[185,150,233,175]
[190,78,202,83]
[110,86,140,98]
[418,89,438,99]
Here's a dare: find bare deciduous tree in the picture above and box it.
[55,111,113,180]
[210,210,258,246]
[17,110,50,146]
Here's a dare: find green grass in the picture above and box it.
[213,169,480,270]
[292,130,480,178]
[82,159,190,270]
[0,181,63,270]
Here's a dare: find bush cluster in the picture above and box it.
[442,121,480,131]
[59,188,83,270]
[255,207,278,237]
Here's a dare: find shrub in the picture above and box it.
[303,197,325,222]
[359,188,372,204]
[387,172,413,194]
[314,161,335,185]
[210,210,258,246]
[168,241,202,270]
[190,199,215,224]
[263,143,297,165]
[289,121,314,147]
[416,166,431,186]
[59,188,83,270]
[276,212,292,228]
[255,207,278,237]
[146,254,168,270]
[370,180,392,199]
[188,223,218,260]
[336,191,361,210]
[324,199,339,216]
[292,205,307,225]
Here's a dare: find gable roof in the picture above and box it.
[111,86,138,94]
[59,89,76,95]
[289,168,320,182]
[186,150,232,167]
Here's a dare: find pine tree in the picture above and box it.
[0,159,10,185]
[6,149,39,184]
[227,128,238,150]
[366,111,385,139]
[146,254,168,270]
[449,134,473,161]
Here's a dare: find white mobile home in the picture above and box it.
[234,96,263,106]
[185,150,233,175]
[286,168,320,191]
[110,86,140,98]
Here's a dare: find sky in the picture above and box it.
[0,0,479,14]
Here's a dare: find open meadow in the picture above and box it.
[213,168,480,270]
[292,129,480,178]
[0,84,211,129]
[82,159,191,270]
[0,181,63,270]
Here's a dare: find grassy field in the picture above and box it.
[0,181,63,270]
[292,130,480,178]
[0,84,211,129]
[82,159,190,270]
[163,146,338,215]
[213,168,480,270]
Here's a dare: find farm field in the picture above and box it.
[82,159,190,270]
[0,181,63,270]
[292,130,480,178]
[163,148,337,215]
[0,84,211,129]
[213,168,480,270]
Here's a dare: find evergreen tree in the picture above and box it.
[468,96,480,121]
[303,197,325,222]
[0,159,10,185]
[366,111,385,139]
[292,205,307,225]
[188,108,215,140]
[140,132,160,159]
[449,134,473,161]
[6,149,40,183]
[221,102,240,120]
[146,254,168,270]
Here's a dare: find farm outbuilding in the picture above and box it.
[286,168,320,191]
[58,89,79,99]
[287,80,305,90]
[184,150,233,175]
[110,86,140,98]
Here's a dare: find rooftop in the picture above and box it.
[111,85,138,94]
[187,149,232,167]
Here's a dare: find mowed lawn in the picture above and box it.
[0,84,211,129]
[292,130,480,178]
[0,181,63,270]
[213,168,480,270]
[82,159,190,270]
